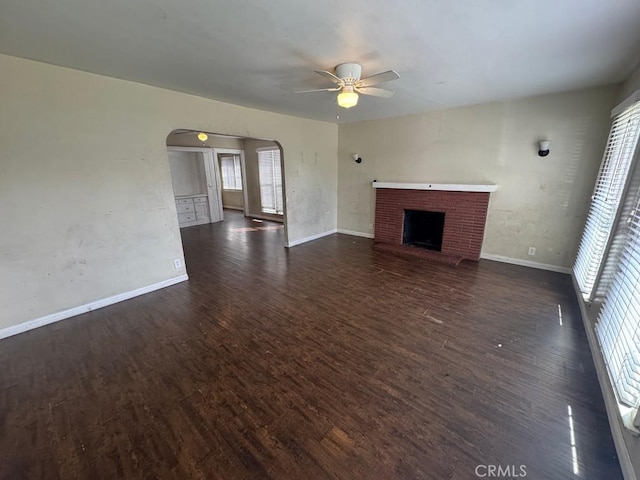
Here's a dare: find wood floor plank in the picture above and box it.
[0,210,622,479]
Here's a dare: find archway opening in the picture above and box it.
[165,129,286,227]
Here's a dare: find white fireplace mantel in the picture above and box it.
[372,181,498,193]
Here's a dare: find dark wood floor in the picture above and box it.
[0,210,622,479]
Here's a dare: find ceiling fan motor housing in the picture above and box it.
[335,63,362,83]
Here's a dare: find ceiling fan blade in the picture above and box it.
[314,70,344,85]
[358,70,400,87]
[296,87,341,93]
[356,87,395,98]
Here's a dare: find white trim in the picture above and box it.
[480,253,571,274]
[0,275,189,341]
[222,205,244,211]
[240,152,249,216]
[214,148,244,155]
[337,229,375,239]
[570,274,638,480]
[248,213,284,223]
[175,194,208,199]
[372,182,498,192]
[203,150,224,222]
[256,146,279,153]
[285,229,337,248]
[612,89,640,118]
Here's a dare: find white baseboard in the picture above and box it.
[480,253,571,274]
[0,274,189,341]
[337,229,375,239]
[247,213,284,223]
[570,274,637,480]
[286,229,337,248]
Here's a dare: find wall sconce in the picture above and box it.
[352,153,362,164]
[197,132,208,142]
[538,140,550,157]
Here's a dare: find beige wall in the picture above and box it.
[0,54,337,331]
[338,86,617,268]
[221,190,244,210]
[167,151,207,196]
[244,139,283,222]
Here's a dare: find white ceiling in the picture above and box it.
[2,0,640,123]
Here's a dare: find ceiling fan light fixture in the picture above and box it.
[197,132,208,142]
[301,63,399,109]
[337,90,358,109]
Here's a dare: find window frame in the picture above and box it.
[219,154,243,191]
[257,147,284,216]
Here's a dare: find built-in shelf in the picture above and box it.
[372,182,498,192]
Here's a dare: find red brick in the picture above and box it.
[374,188,490,261]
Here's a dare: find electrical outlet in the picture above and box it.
[173,258,182,270]
[528,247,536,256]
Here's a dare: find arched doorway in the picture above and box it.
[165,129,287,255]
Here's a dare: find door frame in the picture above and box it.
[213,148,248,216]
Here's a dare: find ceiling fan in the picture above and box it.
[297,63,400,109]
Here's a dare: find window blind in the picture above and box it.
[596,184,640,407]
[220,155,242,190]
[257,148,283,215]
[574,101,640,300]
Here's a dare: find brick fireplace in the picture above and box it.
[373,182,496,261]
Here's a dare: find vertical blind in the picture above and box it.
[257,148,283,215]
[574,101,640,300]
[220,155,243,190]
[596,185,640,406]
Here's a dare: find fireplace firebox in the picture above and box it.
[402,210,445,251]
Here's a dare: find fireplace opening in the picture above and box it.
[402,209,445,251]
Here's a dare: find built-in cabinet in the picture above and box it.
[175,194,210,227]
[167,147,223,229]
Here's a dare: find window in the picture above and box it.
[596,187,640,408]
[574,100,640,300]
[257,148,283,215]
[220,154,243,190]
[574,92,640,427]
